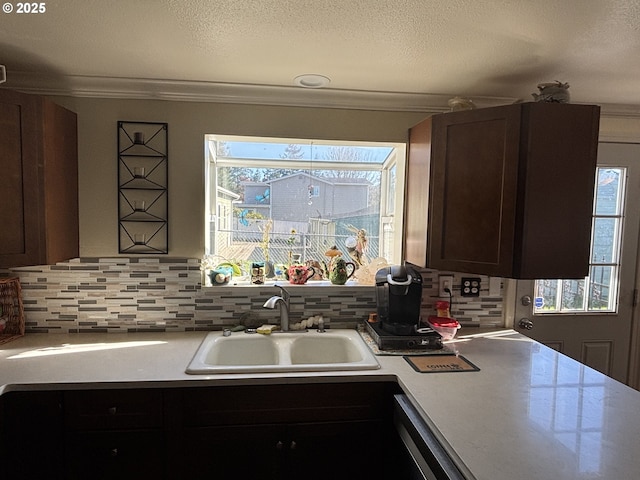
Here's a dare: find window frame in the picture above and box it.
[204,135,406,286]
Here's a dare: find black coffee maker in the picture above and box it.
[375,264,423,335]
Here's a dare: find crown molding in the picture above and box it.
[3,71,517,113]
[3,71,639,118]
[596,104,640,118]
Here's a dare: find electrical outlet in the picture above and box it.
[439,276,454,297]
[461,277,481,297]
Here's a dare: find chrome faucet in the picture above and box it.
[263,285,290,331]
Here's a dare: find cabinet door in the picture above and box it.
[42,99,79,264]
[405,117,433,267]
[0,89,78,268]
[180,420,388,480]
[65,429,166,480]
[285,420,384,480]
[0,391,64,479]
[427,105,521,276]
[0,89,42,267]
[180,424,283,479]
[515,102,599,278]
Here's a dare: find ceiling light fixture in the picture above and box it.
[293,74,331,89]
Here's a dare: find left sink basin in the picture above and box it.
[186,329,380,374]
[199,334,279,366]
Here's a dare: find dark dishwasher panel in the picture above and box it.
[393,394,468,480]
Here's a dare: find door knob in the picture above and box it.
[518,318,534,330]
[521,295,532,306]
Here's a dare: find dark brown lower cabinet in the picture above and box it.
[0,381,404,480]
[174,382,400,480]
[0,390,64,479]
[180,420,383,480]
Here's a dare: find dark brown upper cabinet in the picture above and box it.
[0,88,78,268]
[404,102,600,279]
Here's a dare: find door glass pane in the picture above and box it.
[561,279,586,311]
[534,167,626,314]
[594,169,622,215]
[591,218,617,263]
[535,280,558,312]
[588,266,614,310]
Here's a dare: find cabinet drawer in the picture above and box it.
[182,382,399,427]
[65,389,163,430]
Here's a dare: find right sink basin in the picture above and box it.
[289,334,368,364]
[186,329,380,374]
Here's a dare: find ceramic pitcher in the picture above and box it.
[287,264,316,285]
[329,257,356,285]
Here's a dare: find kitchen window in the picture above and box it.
[204,135,406,284]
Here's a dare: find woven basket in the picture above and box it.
[0,277,25,345]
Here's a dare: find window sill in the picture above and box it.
[203,279,374,290]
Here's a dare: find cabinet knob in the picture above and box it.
[107,406,117,415]
[109,448,118,457]
[290,441,297,450]
[276,441,283,450]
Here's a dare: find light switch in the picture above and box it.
[489,277,502,296]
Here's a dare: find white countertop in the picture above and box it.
[1,329,639,480]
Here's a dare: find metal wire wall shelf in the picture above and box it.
[118,121,168,254]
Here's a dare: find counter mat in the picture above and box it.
[404,354,480,373]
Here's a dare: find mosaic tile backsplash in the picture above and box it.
[0,258,504,334]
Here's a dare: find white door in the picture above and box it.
[513,142,640,384]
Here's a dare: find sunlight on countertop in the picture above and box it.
[7,341,167,359]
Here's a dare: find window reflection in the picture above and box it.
[528,348,605,474]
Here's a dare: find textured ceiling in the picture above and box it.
[1,0,640,109]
